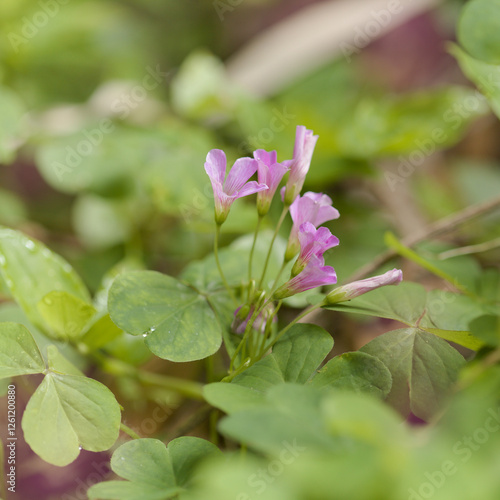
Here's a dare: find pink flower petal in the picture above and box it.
[236,180,268,199]
[254,149,278,166]
[224,157,258,195]
[274,254,337,299]
[204,149,226,185]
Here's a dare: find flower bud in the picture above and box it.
[325,269,403,304]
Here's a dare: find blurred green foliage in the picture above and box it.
[0,1,500,497]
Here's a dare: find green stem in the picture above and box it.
[385,232,474,298]
[259,302,322,356]
[205,354,215,384]
[258,205,289,289]
[98,354,205,401]
[136,371,205,401]
[229,296,265,372]
[257,300,283,356]
[249,215,263,283]
[209,409,219,445]
[120,422,141,440]
[214,224,237,303]
[346,195,500,283]
[221,360,251,383]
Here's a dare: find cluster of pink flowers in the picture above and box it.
[205,125,339,298]
[204,125,403,315]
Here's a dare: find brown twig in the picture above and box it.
[299,195,500,324]
[345,195,500,283]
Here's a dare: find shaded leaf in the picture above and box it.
[80,313,123,351]
[360,328,465,420]
[469,315,500,347]
[271,323,334,384]
[310,351,392,399]
[108,271,222,362]
[87,437,221,500]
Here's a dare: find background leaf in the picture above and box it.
[37,291,96,341]
[0,322,45,379]
[323,281,427,325]
[0,85,26,164]
[451,45,500,119]
[323,281,485,350]
[219,384,339,455]
[458,0,500,65]
[0,227,91,333]
[87,437,221,500]
[360,328,465,420]
[21,372,121,466]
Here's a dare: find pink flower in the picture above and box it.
[325,269,403,304]
[254,149,290,216]
[285,192,340,261]
[205,149,268,224]
[273,254,337,300]
[291,222,339,276]
[283,126,318,205]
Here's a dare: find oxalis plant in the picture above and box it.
[1,1,500,499]
[1,123,499,500]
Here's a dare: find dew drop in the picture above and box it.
[25,240,35,251]
[78,446,83,451]
[142,333,148,338]
[0,255,5,266]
